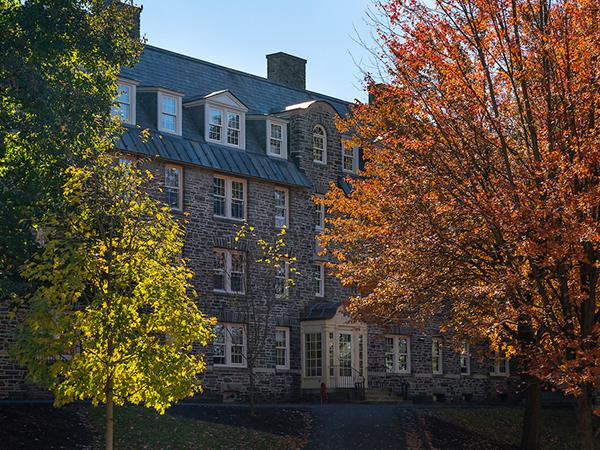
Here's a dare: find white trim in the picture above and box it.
[157,90,182,135]
[164,164,183,211]
[274,187,289,228]
[384,335,411,374]
[432,337,443,374]
[204,103,246,149]
[213,175,247,221]
[213,248,246,294]
[490,352,510,377]
[267,119,288,158]
[275,260,289,298]
[460,342,471,376]
[312,125,327,164]
[315,262,325,297]
[213,323,247,368]
[275,326,290,370]
[342,144,359,174]
[302,331,323,378]
[314,195,325,231]
[112,80,137,125]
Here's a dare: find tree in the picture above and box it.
[320,0,599,448]
[228,224,298,416]
[0,0,142,300]
[13,154,215,450]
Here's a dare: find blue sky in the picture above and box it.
[138,0,375,102]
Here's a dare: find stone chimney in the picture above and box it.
[109,1,142,40]
[266,52,307,90]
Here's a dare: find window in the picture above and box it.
[312,125,327,163]
[267,121,287,158]
[227,112,240,146]
[208,108,222,141]
[275,261,289,297]
[460,343,471,375]
[315,263,325,297]
[304,332,322,377]
[156,91,182,135]
[275,327,290,369]
[164,165,183,210]
[274,188,288,228]
[213,176,246,220]
[213,249,246,294]
[314,195,325,231]
[491,352,510,376]
[112,82,136,124]
[213,323,246,367]
[342,145,359,174]
[206,106,245,148]
[432,338,443,374]
[385,335,411,373]
[328,332,335,377]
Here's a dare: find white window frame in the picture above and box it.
[213,249,246,294]
[384,335,411,374]
[213,175,247,221]
[314,195,325,231]
[275,260,289,298]
[315,263,325,297]
[267,120,288,158]
[303,332,323,378]
[112,80,137,125]
[432,337,443,374]
[312,125,327,164]
[491,352,510,376]
[274,187,289,228]
[460,342,471,375]
[213,323,247,368]
[164,164,183,211]
[342,144,359,174]
[205,105,246,149]
[157,90,182,135]
[275,327,290,370]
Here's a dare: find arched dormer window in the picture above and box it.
[312,125,327,164]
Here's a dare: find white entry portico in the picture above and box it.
[301,304,368,390]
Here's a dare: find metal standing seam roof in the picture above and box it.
[116,127,313,189]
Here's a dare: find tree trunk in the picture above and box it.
[520,376,541,450]
[577,383,595,450]
[248,363,256,417]
[105,378,114,450]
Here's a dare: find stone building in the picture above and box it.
[0,9,513,403]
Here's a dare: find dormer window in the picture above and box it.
[267,120,288,158]
[208,108,223,141]
[227,112,241,146]
[313,125,327,164]
[158,91,182,135]
[112,80,137,125]
[342,144,359,174]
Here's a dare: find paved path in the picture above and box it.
[305,404,417,450]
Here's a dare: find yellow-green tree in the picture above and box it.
[13,154,215,450]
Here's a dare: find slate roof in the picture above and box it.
[117,45,352,188]
[301,302,341,321]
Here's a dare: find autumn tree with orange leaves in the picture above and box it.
[320,0,599,448]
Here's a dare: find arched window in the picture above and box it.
[312,125,327,163]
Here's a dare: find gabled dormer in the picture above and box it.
[184,90,248,150]
[112,77,139,125]
[138,86,184,136]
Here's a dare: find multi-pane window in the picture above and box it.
[213,176,246,220]
[492,352,510,376]
[275,327,290,369]
[460,343,471,375]
[312,125,327,163]
[112,83,134,123]
[274,188,288,228]
[385,335,411,373]
[208,108,222,141]
[275,261,288,297]
[328,332,335,377]
[342,145,359,173]
[164,165,183,210]
[304,332,322,377]
[213,323,246,367]
[315,263,325,297]
[358,334,365,376]
[314,195,325,230]
[227,112,240,146]
[206,106,244,148]
[160,94,178,133]
[432,338,443,374]
[269,123,283,156]
[213,249,246,294]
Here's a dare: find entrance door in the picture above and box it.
[338,332,353,386]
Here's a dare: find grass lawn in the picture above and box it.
[429,406,598,450]
[87,404,309,450]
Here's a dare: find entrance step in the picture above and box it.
[362,388,404,404]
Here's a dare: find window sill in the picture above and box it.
[313,160,327,165]
[214,364,247,369]
[158,128,181,136]
[213,215,246,223]
[489,373,510,377]
[275,366,290,372]
[267,152,287,159]
[213,289,245,296]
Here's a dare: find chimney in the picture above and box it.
[108,1,142,40]
[266,52,307,90]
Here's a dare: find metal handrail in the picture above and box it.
[327,365,366,400]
